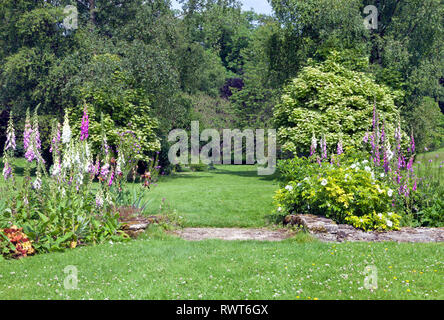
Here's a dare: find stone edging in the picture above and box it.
[284,214,444,242]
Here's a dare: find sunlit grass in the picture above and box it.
[0,236,442,300]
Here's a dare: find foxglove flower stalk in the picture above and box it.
[80,104,89,141]
[100,163,110,179]
[96,189,104,208]
[23,109,32,154]
[363,131,369,144]
[5,113,16,152]
[92,157,100,176]
[321,136,327,159]
[407,157,414,172]
[394,122,402,151]
[380,122,385,144]
[50,122,61,154]
[370,133,375,152]
[2,161,12,180]
[24,139,36,162]
[32,177,42,190]
[116,151,125,176]
[383,149,389,173]
[108,170,115,187]
[62,144,73,170]
[51,164,61,177]
[372,103,377,131]
[310,133,317,157]
[403,184,410,198]
[33,108,41,151]
[337,139,343,155]
[62,113,71,144]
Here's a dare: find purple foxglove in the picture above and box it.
[23,109,32,152]
[363,131,369,144]
[337,139,343,155]
[321,136,327,159]
[2,161,12,180]
[80,104,89,141]
[310,133,317,157]
[108,170,115,187]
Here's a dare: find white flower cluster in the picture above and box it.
[62,113,71,144]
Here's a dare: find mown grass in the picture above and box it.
[1,160,443,300]
[144,165,280,227]
[0,232,442,300]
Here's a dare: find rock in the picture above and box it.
[120,215,166,238]
[284,214,444,243]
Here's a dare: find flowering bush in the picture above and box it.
[275,103,443,230]
[361,105,443,227]
[0,105,158,256]
[275,156,401,231]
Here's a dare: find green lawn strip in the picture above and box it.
[0,237,442,300]
[145,165,280,228]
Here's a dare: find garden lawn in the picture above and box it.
[144,165,280,227]
[1,163,443,300]
[0,233,442,300]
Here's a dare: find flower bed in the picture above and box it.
[274,105,443,231]
[0,106,159,258]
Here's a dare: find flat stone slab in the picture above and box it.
[173,228,292,241]
[285,214,444,243]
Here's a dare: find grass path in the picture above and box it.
[145,165,280,228]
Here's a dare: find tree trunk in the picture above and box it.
[89,0,96,27]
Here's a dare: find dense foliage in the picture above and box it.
[273,52,404,155]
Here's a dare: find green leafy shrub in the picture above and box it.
[273,51,404,155]
[68,54,160,163]
[275,156,401,231]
